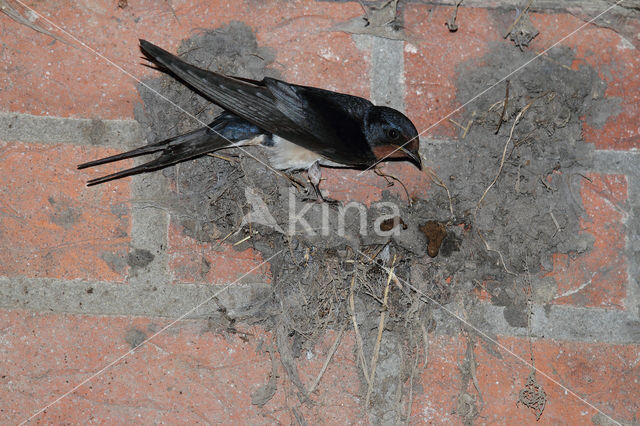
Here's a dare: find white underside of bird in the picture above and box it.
[232,134,342,171]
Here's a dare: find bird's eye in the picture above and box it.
[388,128,400,140]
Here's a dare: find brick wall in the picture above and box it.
[1,1,638,423]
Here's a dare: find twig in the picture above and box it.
[0,0,76,47]
[549,210,561,237]
[303,247,310,265]
[461,118,474,139]
[420,322,430,368]
[349,274,370,386]
[447,118,466,130]
[404,341,421,426]
[445,0,464,32]
[207,152,235,162]
[427,170,455,224]
[523,262,535,365]
[390,273,403,290]
[477,230,517,275]
[503,0,534,39]
[495,79,510,134]
[448,118,474,138]
[369,242,390,263]
[375,168,412,206]
[217,231,234,246]
[517,263,547,420]
[356,0,370,19]
[233,235,251,246]
[465,333,483,408]
[475,102,532,217]
[163,0,180,24]
[291,406,308,426]
[539,176,557,192]
[488,100,505,112]
[365,255,396,407]
[275,323,308,402]
[307,324,345,395]
[577,173,593,183]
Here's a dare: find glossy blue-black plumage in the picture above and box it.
[79,40,421,186]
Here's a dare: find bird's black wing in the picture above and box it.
[140,41,311,141]
[78,112,262,185]
[140,40,374,167]
[264,79,376,166]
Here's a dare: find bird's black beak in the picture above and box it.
[399,146,422,170]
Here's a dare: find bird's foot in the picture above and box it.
[301,183,340,206]
[280,171,306,191]
[301,195,341,206]
[301,161,341,206]
[301,190,341,206]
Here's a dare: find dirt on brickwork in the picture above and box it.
[133,22,454,421]
[441,43,616,326]
[132,22,619,423]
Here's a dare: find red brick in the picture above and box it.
[250,2,368,97]
[4,309,638,423]
[528,13,640,150]
[404,6,501,139]
[0,309,363,424]
[295,331,366,423]
[410,335,466,423]
[168,223,271,285]
[1,0,366,119]
[546,173,628,309]
[411,335,640,424]
[0,141,130,281]
[1,0,181,119]
[473,336,640,423]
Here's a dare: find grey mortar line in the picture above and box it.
[404,0,631,14]
[351,34,405,111]
[0,276,637,344]
[592,150,640,320]
[494,302,639,344]
[371,37,406,111]
[127,171,171,287]
[0,111,143,150]
[592,150,640,176]
[436,302,640,344]
[0,276,273,321]
[355,34,408,424]
[626,175,640,320]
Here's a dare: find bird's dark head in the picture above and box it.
[364,106,421,170]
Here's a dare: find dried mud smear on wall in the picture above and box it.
[134,22,617,422]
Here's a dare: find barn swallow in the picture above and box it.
[78,40,421,193]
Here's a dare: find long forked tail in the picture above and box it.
[78,113,263,186]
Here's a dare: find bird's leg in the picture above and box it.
[280,171,306,191]
[303,161,340,205]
